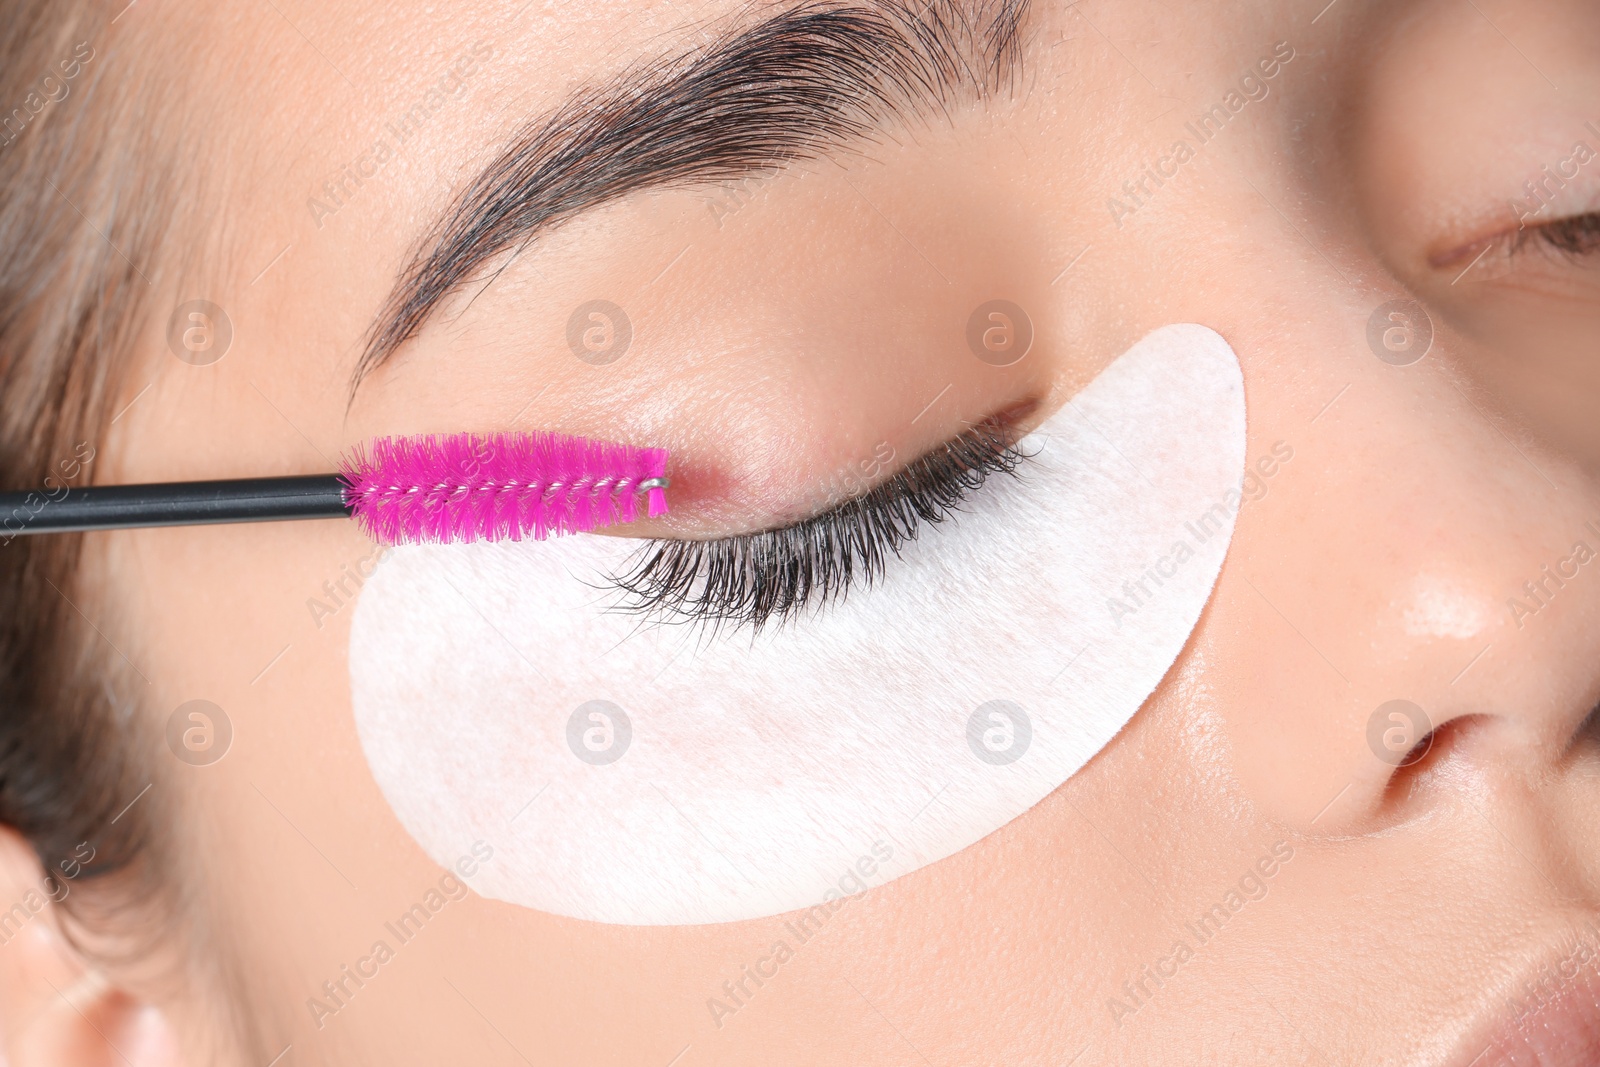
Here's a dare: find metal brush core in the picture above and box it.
[636,477,670,493]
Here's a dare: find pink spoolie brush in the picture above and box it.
[340,431,670,545]
[0,431,670,545]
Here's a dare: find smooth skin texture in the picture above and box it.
[3,0,1600,1064]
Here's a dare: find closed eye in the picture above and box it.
[1520,211,1600,257]
[605,416,1031,635]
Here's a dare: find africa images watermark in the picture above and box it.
[1107,440,1294,630]
[0,441,96,545]
[0,841,96,948]
[697,166,813,230]
[1106,41,1297,229]
[1105,840,1295,1027]
[306,541,394,630]
[305,840,495,1030]
[809,440,897,514]
[0,40,95,151]
[1499,921,1600,1033]
[305,436,499,628]
[1510,120,1600,230]
[1505,519,1600,630]
[306,39,496,229]
[705,840,897,1030]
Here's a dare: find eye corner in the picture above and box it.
[1427,234,1499,272]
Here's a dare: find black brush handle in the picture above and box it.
[0,475,351,535]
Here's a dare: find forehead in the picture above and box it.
[184,0,743,267]
[208,0,820,203]
[105,0,1316,497]
[194,0,1240,257]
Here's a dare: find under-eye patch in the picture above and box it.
[348,324,1248,925]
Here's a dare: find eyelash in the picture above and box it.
[1512,211,1600,258]
[606,420,1029,634]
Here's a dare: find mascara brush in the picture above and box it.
[0,431,670,545]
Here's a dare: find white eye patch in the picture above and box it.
[348,324,1246,925]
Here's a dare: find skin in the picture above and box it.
[2,0,1600,1063]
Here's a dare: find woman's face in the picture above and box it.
[32,0,1600,1062]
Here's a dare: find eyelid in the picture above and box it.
[1430,174,1600,269]
[1430,209,1600,273]
[1515,211,1600,257]
[604,416,1032,633]
[703,401,1039,538]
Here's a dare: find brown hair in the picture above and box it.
[0,0,174,970]
[0,7,311,1056]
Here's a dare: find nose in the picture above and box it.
[1008,28,1600,838]
[1168,274,1600,832]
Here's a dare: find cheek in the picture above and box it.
[347,324,1247,925]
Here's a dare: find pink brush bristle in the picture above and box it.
[339,431,671,546]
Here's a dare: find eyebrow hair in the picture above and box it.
[351,0,1028,395]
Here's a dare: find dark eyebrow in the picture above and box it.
[351,0,1028,396]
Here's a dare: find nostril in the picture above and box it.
[1398,729,1437,770]
[1365,699,1435,768]
[1379,712,1493,808]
